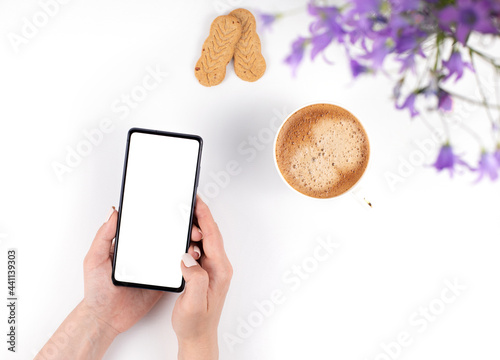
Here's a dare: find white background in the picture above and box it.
[0,0,499,359]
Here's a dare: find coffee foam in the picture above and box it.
[275,104,369,198]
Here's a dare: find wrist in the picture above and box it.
[78,301,119,342]
[35,301,118,360]
[178,336,218,360]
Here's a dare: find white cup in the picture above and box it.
[273,103,372,208]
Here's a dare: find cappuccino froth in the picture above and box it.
[275,104,369,198]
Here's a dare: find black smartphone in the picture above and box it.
[111,127,202,292]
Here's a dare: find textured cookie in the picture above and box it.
[229,8,266,82]
[195,15,242,87]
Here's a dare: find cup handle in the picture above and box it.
[351,186,373,209]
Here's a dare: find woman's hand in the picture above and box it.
[172,196,233,360]
[83,207,163,334]
[36,198,231,360]
[36,208,165,360]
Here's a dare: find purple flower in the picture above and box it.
[361,37,393,69]
[442,51,474,82]
[311,32,335,60]
[257,12,280,32]
[397,53,417,73]
[307,4,345,59]
[351,0,382,14]
[308,4,344,36]
[344,12,375,47]
[474,151,500,182]
[285,37,309,76]
[495,146,500,164]
[388,12,408,31]
[390,0,421,12]
[438,90,453,111]
[432,144,469,176]
[396,92,419,117]
[393,27,427,53]
[350,59,370,77]
[383,10,428,57]
[439,0,499,44]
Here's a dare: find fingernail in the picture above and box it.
[193,245,201,259]
[182,253,198,268]
[198,227,203,236]
[105,206,115,222]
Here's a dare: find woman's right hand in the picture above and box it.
[172,196,233,360]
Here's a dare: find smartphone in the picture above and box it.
[112,128,202,292]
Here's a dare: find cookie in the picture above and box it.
[229,8,266,82]
[195,15,242,87]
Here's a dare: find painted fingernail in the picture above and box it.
[193,245,201,259]
[105,206,115,222]
[182,253,198,268]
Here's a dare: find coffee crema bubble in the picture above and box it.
[275,104,370,198]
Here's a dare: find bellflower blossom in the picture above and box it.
[350,59,370,77]
[495,147,500,165]
[361,37,394,70]
[432,144,470,176]
[438,90,453,111]
[350,0,382,14]
[307,4,346,59]
[439,0,498,44]
[474,151,500,182]
[442,51,473,82]
[285,37,309,76]
[397,93,419,117]
[257,12,279,32]
[397,53,418,73]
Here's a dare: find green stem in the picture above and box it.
[456,120,484,147]
[469,50,497,126]
[438,113,450,140]
[415,40,435,90]
[433,35,441,72]
[468,46,500,67]
[445,90,500,110]
[495,68,500,144]
[419,112,449,143]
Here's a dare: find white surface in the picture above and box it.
[115,131,200,289]
[0,0,499,359]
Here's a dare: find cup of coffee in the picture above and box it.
[274,103,371,204]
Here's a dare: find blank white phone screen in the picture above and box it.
[114,132,200,289]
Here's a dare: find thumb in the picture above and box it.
[84,207,117,269]
[180,253,209,309]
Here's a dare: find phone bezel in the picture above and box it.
[111,127,203,293]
